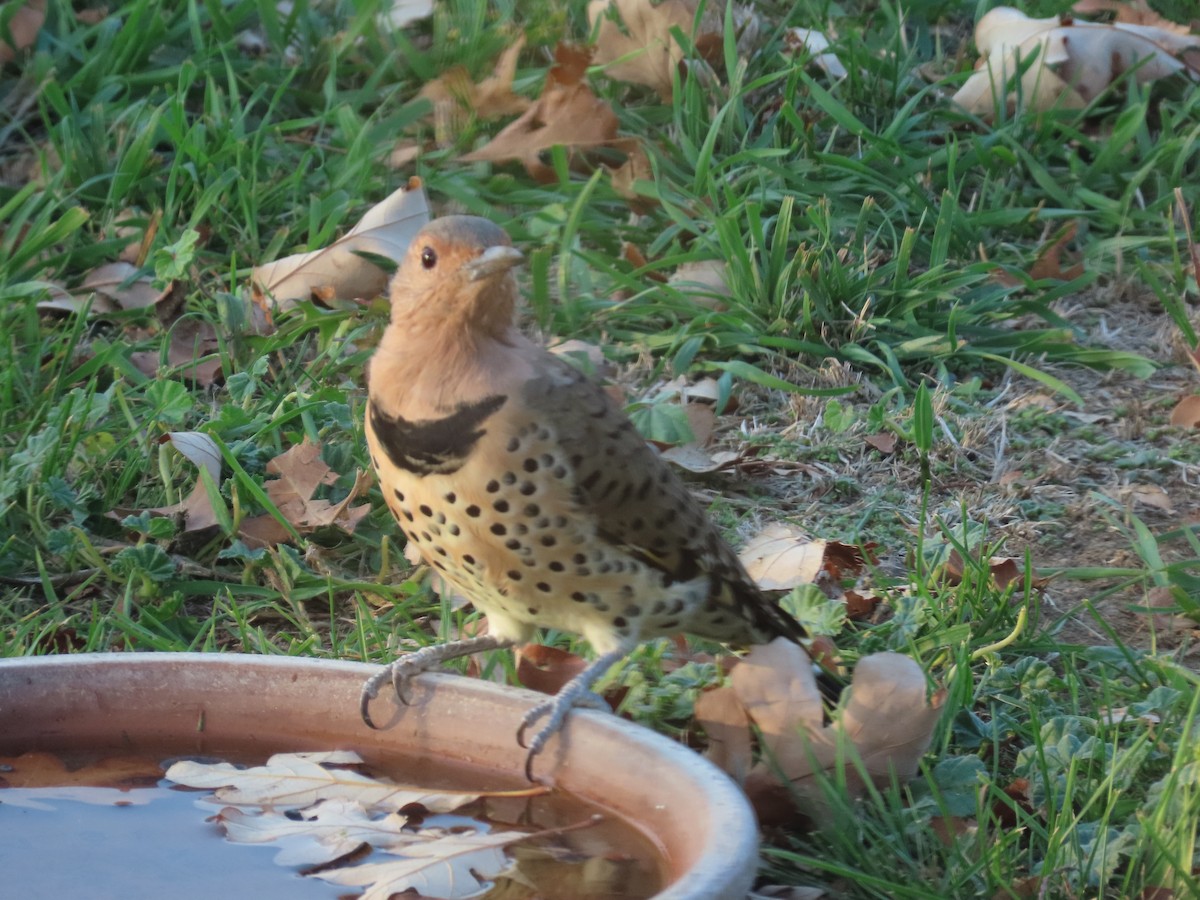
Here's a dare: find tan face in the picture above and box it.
[390,217,522,327]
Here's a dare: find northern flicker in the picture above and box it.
[361,215,819,778]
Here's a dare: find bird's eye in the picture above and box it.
[420,247,438,270]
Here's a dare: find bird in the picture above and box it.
[360,215,822,780]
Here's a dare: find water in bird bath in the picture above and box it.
[0,746,666,900]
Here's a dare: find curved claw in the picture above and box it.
[360,690,380,730]
[516,689,612,781]
[359,662,418,729]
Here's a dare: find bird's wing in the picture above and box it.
[520,355,808,645]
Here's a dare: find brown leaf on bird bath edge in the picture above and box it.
[460,43,622,183]
[1170,394,1200,427]
[251,178,430,313]
[238,440,372,548]
[516,644,589,697]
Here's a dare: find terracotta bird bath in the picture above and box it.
[0,652,758,899]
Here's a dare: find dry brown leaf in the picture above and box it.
[78,261,169,309]
[1028,222,1086,281]
[387,140,421,169]
[461,43,621,183]
[36,281,116,316]
[730,639,825,765]
[419,36,531,142]
[129,319,223,386]
[549,338,614,378]
[739,523,828,591]
[669,259,732,310]
[660,444,745,473]
[953,6,1200,119]
[739,645,943,823]
[862,431,897,455]
[239,440,372,547]
[252,178,429,311]
[608,140,656,210]
[0,0,45,64]
[148,431,223,532]
[588,0,726,98]
[694,686,753,784]
[1169,394,1200,427]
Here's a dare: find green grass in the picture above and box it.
[3,0,1200,895]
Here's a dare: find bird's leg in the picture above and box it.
[361,634,516,728]
[517,646,628,781]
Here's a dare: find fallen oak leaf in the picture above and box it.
[1169,394,1200,428]
[588,0,732,99]
[215,799,411,866]
[739,523,828,591]
[460,43,621,183]
[238,440,372,547]
[420,35,531,143]
[309,828,530,900]
[165,751,488,813]
[736,644,944,825]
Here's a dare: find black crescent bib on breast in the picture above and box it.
[370,394,507,476]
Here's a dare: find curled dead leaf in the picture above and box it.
[783,28,849,79]
[252,179,430,312]
[79,261,169,310]
[735,644,944,826]
[953,6,1200,119]
[149,431,223,532]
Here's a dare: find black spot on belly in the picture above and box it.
[369,394,506,476]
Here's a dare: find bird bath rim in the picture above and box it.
[0,652,759,900]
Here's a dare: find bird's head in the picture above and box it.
[389,216,524,340]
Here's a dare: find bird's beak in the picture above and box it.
[465,245,524,282]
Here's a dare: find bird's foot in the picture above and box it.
[516,689,611,782]
[360,635,514,729]
[514,646,628,781]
